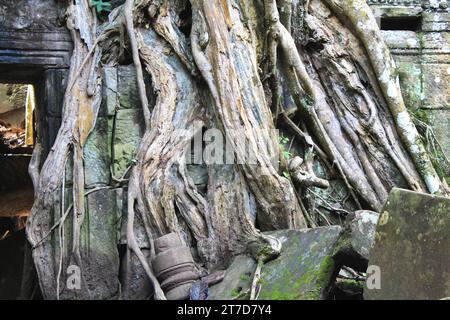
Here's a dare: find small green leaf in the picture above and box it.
[90,0,112,13]
[279,136,289,145]
[283,151,292,160]
[283,171,290,178]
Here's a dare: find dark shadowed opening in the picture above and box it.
[0,80,38,300]
[380,16,422,31]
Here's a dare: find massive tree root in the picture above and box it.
[27,0,103,299]
[26,0,448,300]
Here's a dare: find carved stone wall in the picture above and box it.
[0,0,71,156]
[0,0,72,69]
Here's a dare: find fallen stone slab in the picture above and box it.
[209,226,351,300]
[209,255,256,300]
[258,227,343,300]
[333,277,364,300]
[365,188,450,300]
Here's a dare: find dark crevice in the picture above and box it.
[178,2,193,39]
[380,16,422,31]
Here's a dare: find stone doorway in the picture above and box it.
[0,0,72,299]
[0,81,35,300]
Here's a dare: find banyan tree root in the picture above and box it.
[26,0,449,300]
[264,0,448,211]
[323,0,448,196]
[27,0,103,299]
[190,0,308,231]
[288,156,330,189]
[125,0,448,298]
[125,1,289,296]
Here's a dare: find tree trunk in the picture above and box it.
[26,0,448,300]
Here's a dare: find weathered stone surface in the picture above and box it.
[422,11,449,32]
[422,62,450,109]
[381,30,421,50]
[83,117,111,186]
[47,116,61,148]
[118,66,141,110]
[209,255,256,300]
[113,109,145,177]
[335,210,380,272]
[347,210,380,262]
[365,188,450,300]
[422,109,450,171]
[152,233,200,300]
[120,248,154,300]
[0,0,72,68]
[118,187,150,248]
[102,67,118,117]
[372,3,450,169]
[80,188,121,299]
[258,227,342,300]
[117,65,154,110]
[371,4,423,20]
[0,0,62,30]
[44,69,67,117]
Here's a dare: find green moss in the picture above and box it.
[315,255,335,289]
[239,273,252,281]
[413,108,431,123]
[332,234,351,255]
[256,245,276,261]
[230,288,241,298]
[259,254,336,300]
[337,279,365,292]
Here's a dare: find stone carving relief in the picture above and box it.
[0,0,66,31]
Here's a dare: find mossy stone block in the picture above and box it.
[79,188,121,299]
[208,255,256,300]
[365,188,450,300]
[112,109,145,177]
[258,227,342,300]
[83,117,111,186]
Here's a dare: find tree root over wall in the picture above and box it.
[26,0,448,300]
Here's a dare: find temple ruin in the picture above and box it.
[0,0,448,300]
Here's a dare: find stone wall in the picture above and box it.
[83,65,149,248]
[0,0,72,157]
[0,0,72,69]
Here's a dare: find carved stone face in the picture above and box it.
[0,0,61,30]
